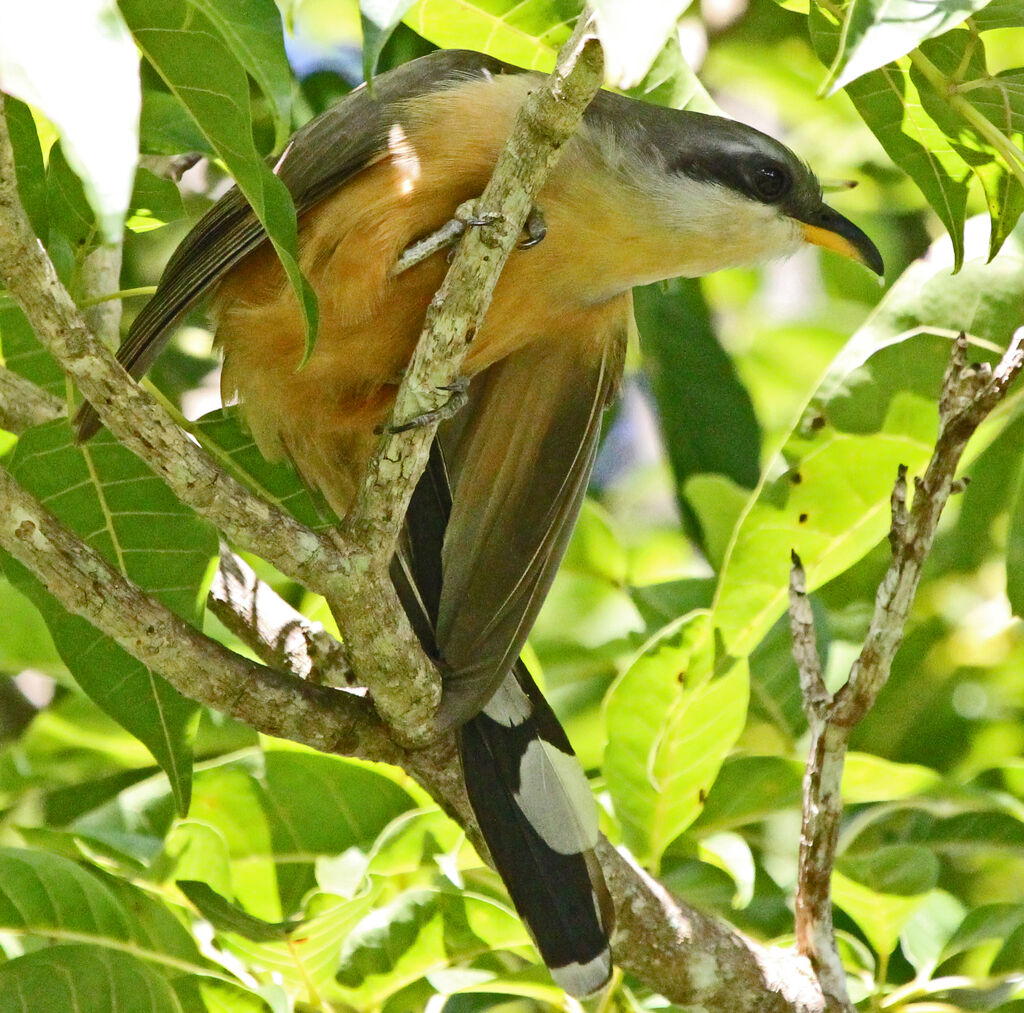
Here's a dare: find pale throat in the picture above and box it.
[536,147,805,304]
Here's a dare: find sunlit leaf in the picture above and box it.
[825,0,997,93]
[712,216,1024,661]
[404,0,581,71]
[901,890,967,976]
[810,5,972,267]
[911,30,1024,260]
[335,889,530,1007]
[592,0,691,88]
[604,612,749,866]
[0,0,139,241]
[832,868,930,955]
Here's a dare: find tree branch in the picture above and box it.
[789,330,1024,1008]
[0,461,399,764]
[209,545,354,687]
[0,365,65,433]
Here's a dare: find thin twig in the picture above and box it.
[789,330,1024,1008]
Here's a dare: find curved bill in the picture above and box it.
[797,203,884,276]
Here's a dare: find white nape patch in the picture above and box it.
[551,947,612,997]
[514,740,599,853]
[387,122,420,195]
[482,674,533,727]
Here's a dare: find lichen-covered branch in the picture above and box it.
[0,463,397,763]
[789,330,1024,1009]
[0,365,65,433]
[209,545,353,687]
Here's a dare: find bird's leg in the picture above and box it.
[376,376,470,434]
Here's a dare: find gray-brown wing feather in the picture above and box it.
[75,49,522,440]
[435,307,629,728]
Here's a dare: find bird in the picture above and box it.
[76,48,883,997]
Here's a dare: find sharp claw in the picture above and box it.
[376,378,470,434]
[519,206,547,250]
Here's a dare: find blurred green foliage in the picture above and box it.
[1,0,1024,1010]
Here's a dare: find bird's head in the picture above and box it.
[583,95,884,280]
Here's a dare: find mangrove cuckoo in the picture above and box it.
[76,48,883,996]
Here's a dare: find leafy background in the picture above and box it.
[1,0,1024,1010]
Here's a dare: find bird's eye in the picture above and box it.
[752,163,790,202]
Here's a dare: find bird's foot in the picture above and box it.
[378,377,470,434]
[519,205,547,249]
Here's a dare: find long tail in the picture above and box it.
[460,664,613,995]
[391,443,614,996]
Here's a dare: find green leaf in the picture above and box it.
[691,755,803,833]
[945,904,1024,961]
[711,215,1024,662]
[911,31,1024,260]
[810,6,972,268]
[1007,452,1024,616]
[335,889,530,1007]
[592,0,692,88]
[604,612,749,866]
[0,0,139,241]
[128,168,187,234]
[832,869,930,956]
[0,847,203,967]
[231,889,381,997]
[119,0,319,359]
[636,279,761,545]
[825,0,997,93]
[0,946,185,1013]
[2,422,217,811]
[4,96,49,240]
[192,410,335,531]
[362,0,420,80]
[624,30,719,112]
[189,0,294,150]
[404,0,580,71]
[839,843,940,895]
[842,753,941,802]
[900,890,967,975]
[178,880,296,941]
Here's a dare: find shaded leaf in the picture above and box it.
[362,0,420,80]
[3,423,216,811]
[335,889,529,1007]
[635,279,761,547]
[0,946,184,1013]
[832,869,930,955]
[119,0,318,357]
[0,847,202,966]
[810,5,972,268]
[178,880,295,941]
[839,843,940,895]
[190,0,294,150]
